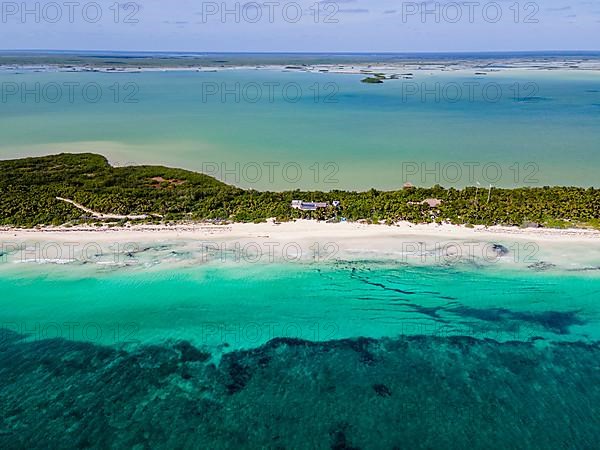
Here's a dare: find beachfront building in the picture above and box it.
[407,198,443,208]
[291,200,330,211]
[422,198,443,208]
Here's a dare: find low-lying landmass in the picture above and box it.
[3,51,600,75]
[1,153,599,230]
[360,73,387,84]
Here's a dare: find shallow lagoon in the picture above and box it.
[1,69,599,190]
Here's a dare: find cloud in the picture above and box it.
[546,6,572,12]
[339,9,369,14]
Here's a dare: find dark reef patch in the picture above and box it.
[174,340,211,363]
[567,266,600,272]
[528,261,557,272]
[372,383,392,397]
[446,305,585,334]
[330,422,360,450]
[491,244,509,256]
[223,360,253,394]
[1,331,600,449]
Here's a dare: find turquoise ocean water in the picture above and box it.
[2,260,600,349]
[2,253,600,447]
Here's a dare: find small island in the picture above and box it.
[361,76,384,84]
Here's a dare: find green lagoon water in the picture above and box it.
[1,69,599,190]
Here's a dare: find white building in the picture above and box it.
[291,200,329,211]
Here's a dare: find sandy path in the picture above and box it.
[56,197,156,220]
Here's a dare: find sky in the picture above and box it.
[0,0,598,52]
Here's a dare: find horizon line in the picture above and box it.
[2,49,600,55]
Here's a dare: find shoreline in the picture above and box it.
[0,219,600,256]
[3,61,600,76]
[3,221,600,270]
[2,220,599,241]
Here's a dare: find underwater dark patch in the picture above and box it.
[329,422,360,450]
[351,270,416,296]
[446,306,585,335]
[515,96,552,102]
[567,266,600,272]
[528,261,557,272]
[491,244,509,256]
[409,304,446,319]
[223,360,253,394]
[372,383,392,397]
[174,340,211,363]
[1,331,600,449]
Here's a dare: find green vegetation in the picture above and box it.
[361,75,385,84]
[1,153,599,229]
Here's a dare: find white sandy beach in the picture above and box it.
[2,220,600,270]
[2,219,599,241]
